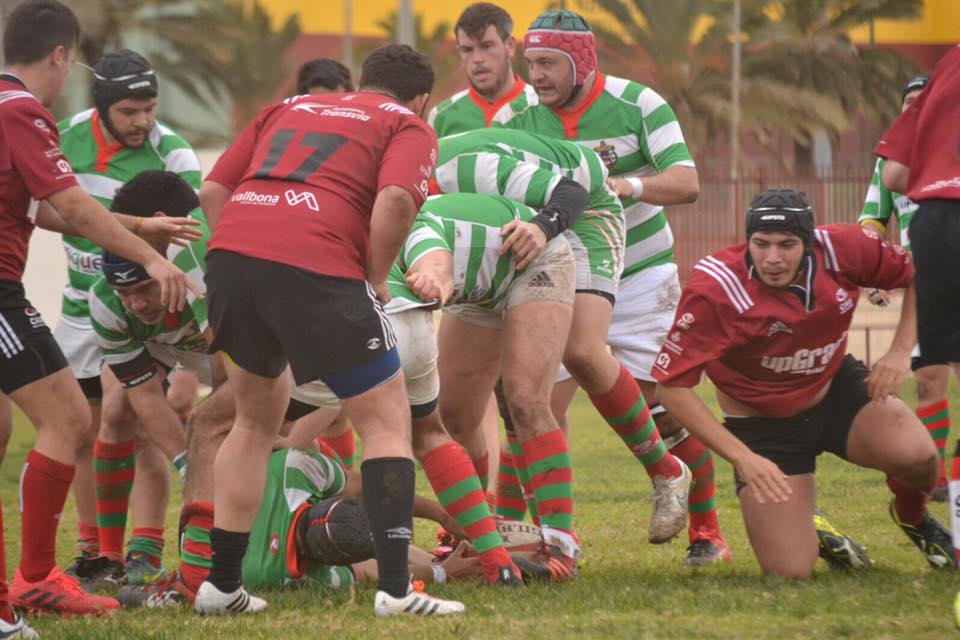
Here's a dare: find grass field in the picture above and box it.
[4,379,960,639]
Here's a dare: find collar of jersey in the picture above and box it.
[469,75,527,125]
[550,72,606,138]
[0,73,25,88]
[90,109,126,173]
[746,252,817,312]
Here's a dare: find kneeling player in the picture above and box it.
[657,189,952,578]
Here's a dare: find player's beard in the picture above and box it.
[471,61,512,101]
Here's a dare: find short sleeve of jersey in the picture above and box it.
[402,212,451,270]
[820,224,913,291]
[875,94,921,166]
[636,87,695,171]
[377,118,436,209]
[6,101,77,200]
[858,158,894,226]
[651,282,731,387]
[206,104,282,191]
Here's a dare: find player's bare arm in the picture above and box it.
[606,165,700,206]
[659,385,792,504]
[867,282,918,401]
[122,374,189,462]
[46,186,200,312]
[881,159,910,194]
[368,185,420,302]
[199,180,232,231]
[35,201,202,247]
[405,250,454,307]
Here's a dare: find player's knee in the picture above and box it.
[562,345,601,383]
[761,560,815,580]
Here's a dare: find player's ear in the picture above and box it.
[411,93,431,119]
[505,35,517,58]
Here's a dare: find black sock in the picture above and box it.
[208,528,249,593]
[361,457,415,598]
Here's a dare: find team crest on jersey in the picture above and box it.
[593,141,618,170]
[767,321,793,336]
[270,534,280,556]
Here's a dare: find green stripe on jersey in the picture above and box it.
[428,84,539,137]
[502,74,695,279]
[58,109,203,320]
[858,157,916,250]
[386,193,539,310]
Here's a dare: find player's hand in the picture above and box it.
[139,213,203,247]
[866,347,910,401]
[605,176,636,198]
[271,435,294,451]
[734,451,792,504]
[436,510,468,540]
[866,288,890,307]
[142,255,203,313]
[371,280,391,306]
[438,541,483,582]
[500,220,547,270]
[406,269,453,308]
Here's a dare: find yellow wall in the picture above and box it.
[266,0,958,44]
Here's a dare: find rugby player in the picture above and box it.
[656,189,954,578]
[196,44,464,617]
[434,127,692,548]
[427,3,537,137]
[859,75,955,501]
[55,49,205,583]
[0,0,196,627]
[295,58,353,95]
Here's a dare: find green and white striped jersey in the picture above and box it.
[427,77,538,137]
[501,74,695,279]
[57,108,202,321]
[243,448,352,588]
[387,193,538,311]
[436,128,621,216]
[858,157,916,250]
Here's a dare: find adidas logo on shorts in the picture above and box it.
[529,272,554,287]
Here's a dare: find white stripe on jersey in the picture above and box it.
[0,90,34,106]
[473,152,504,196]
[814,229,839,271]
[163,147,201,175]
[76,173,124,201]
[695,256,754,314]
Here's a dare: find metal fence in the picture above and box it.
[668,167,873,282]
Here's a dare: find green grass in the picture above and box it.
[5,379,960,639]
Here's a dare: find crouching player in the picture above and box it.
[657,189,953,578]
[117,445,482,609]
[81,171,218,587]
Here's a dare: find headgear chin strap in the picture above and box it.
[101,249,150,288]
[524,10,597,105]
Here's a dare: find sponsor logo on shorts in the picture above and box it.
[270,534,280,556]
[593,141,618,170]
[759,331,847,375]
[231,191,280,206]
[529,271,554,287]
[767,321,793,336]
[675,313,695,331]
[285,190,320,212]
[24,307,45,328]
[366,338,382,350]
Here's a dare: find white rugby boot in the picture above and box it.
[194,581,267,616]
[649,458,692,543]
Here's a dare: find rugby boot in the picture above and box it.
[117,572,195,609]
[63,550,97,579]
[76,555,125,593]
[815,510,873,570]
[513,543,577,582]
[0,610,38,639]
[123,551,167,586]
[683,527,732,567]
[373,582,465,618]
[649,459,692,543]
[9,566,120,615]
[889,500,956,569]
[194,581,266,615]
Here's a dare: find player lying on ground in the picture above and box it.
[657,188,954,578]
[117,446,486,609]
[286,192,579,582]
[433,127,692,550]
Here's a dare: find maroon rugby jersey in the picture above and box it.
[0,75,78,282]
[652,224,913,417]
[875,44,960,202]
[207,92,437,280]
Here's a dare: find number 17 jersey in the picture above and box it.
[207,92,437,280]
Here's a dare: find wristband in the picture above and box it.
[133,216,143,235]
[432,564,447,584]
[626,176,644,199]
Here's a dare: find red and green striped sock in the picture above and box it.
[669,433,720,539]
[93,438,136,560]
[588,366,680,479]
[77,522,99,557]
[495,445,528,521]
[179,502,213,592]
[128,527,164,569]
[917,400,950,483]
[509,430,539,524]
[319,428,357,471]
[471,452,490,490]
[522,429,576,554]
[421,442,512,576]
